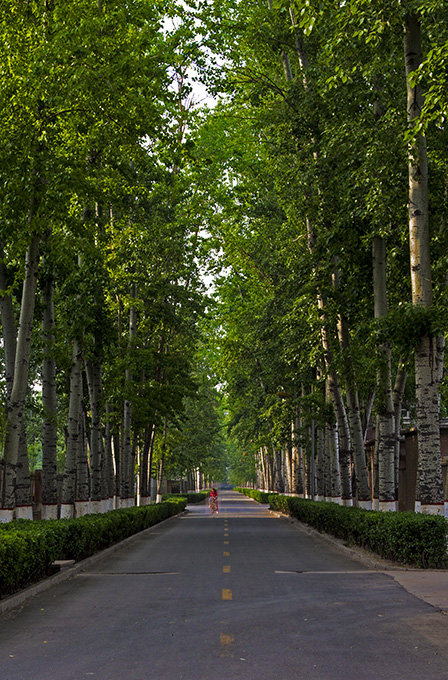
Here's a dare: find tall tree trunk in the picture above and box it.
[372,236,396,511]
[336,310,371,508]
[139,424,150,504]
[120,290,137,508]
[104,402,116,510]
[0,246,33,520]
[1,235,40,520]
[326,380,341,504]
[258,446,267,490]
[86,360,104,512]
[0,245,16,403]
[75,405,90,516]
[392,363,407,501]
[291,412,304,496]
[156,418,168,503]
[61,339,83,518]
[15,429,32,519]
[41,277,58,519]
[404,14,443,513]
[316,425,325,501]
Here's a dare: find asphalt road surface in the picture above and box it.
[2,490,448,680]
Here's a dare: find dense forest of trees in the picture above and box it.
[0,0,447,521]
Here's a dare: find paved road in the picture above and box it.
[2,491,448,680]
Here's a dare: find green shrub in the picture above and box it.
[0,498,186,598]
[234,487,275,504]
[162,491,210,504]
[269,494,448,568]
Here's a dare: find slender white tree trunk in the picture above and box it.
[392,364,407,503]
[1,235,40,520]
[104,403,116,510]
[41,277,58,519]
[61,339,83,519]
[334,310,370,507]
[404,14,443,514]
[75,408,90,517]
[372,236,396,511]
[86,360,104,512]
[291,413,304,496]
[121,290,137,507]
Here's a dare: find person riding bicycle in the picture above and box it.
[209,487,219,513]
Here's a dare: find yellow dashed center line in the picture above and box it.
[220,511,234,656]
[220,633,234,658]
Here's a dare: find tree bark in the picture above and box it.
[120,289,137,507]
[41,276,58,519]
[86,360,104,511]
[104,402,116,510]
[61,339,83,518]
[75,406,90,516]
[392,363,407,499]
[372,236,396,511]
[404,14,443,513]
[1,234,40,518]
[336,308,370,507]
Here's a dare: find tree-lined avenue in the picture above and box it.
[2,491,448,679]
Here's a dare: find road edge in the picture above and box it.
[0,509,188,616]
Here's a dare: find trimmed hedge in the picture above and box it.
[0,498,186,598]
[234,487,274,504]
[268,494,448,569]
[162,491,210,504]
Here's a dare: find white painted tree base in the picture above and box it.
[0,509,14,523]
[89,500,100,515]
[379,501,397,512]
[89,500,105,515]
[373,499,379,511]
[60,503,74,519]
[341,498,353,507]
[358,500,372,510]
[418,503,444,515]
[75,500,91,516]
[41,504,58,520]
[156,494,163,503]
[139,496,151,506]
[331,496,342,505]
[119,498,134,509]
[15,505,33,520]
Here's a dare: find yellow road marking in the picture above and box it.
[223,565,231,573]
[224,533,229,537]
[222,589,233,600]
[220,633,234,658]
[224,540,229,545]
[223,551,230,556]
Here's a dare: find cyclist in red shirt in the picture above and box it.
[209,487,219,513]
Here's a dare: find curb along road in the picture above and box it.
[271,507,448,613]
[0,510,188,616]
[3,502,448,617]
